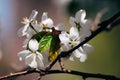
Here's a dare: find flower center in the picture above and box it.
[42,24,48,28]
[70,39,78,47]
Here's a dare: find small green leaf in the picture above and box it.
[39,34,53,53]
[39,34,60,62]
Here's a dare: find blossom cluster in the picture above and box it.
[18,9,93,69]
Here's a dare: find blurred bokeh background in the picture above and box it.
[0,0,120,80]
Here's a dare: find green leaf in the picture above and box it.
[39,34,61,62]
[39,34,53,53]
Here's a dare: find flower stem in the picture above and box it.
[30,22,38,33]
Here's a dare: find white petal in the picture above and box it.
[35,25,43,32]
[55,23,65,31]
[69,27,79,39]
[42,18,53,28]
[29,39,39,51]
[41,12,48,21]
[25,54,37,68]
[30,57,37,68]
[84,20,92,29]
[22,37,31,48]
[73,49,82,58]
[26,28,36,38]
[69,17,76,27]
[17,27,25,37]
[18,50,31,61]
[69,55,74,61]
[79,54,87,62]
[36,52,45,69]
[83,44,94,53]
[75,9,87,24]
[79,27,91,40]
[17,23,29,37]
[78,47,84,53]
[42,50,50,67]
[22,24,30,35]
[31,22,43,32]
[59,32,70,44]
[29,10,38,21]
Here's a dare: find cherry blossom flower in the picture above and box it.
[69,9,92,41]
[59,27,80,48]
[18,39,45,69]
[40,12,65,32]
[70,43,93,62]
[41,12,54,29]
[59,26,93,62]
[18,10,43,38]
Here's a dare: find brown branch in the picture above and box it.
[46,70,120,80]
[0,71,27,79]
[0,69,120,80]
[0,69,40,80]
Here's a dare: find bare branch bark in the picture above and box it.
[0,69,120,80]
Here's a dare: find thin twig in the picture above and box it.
[91,8,108,31]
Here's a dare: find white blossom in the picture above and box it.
[17,10,39,37]
[71,43,93,62]
[69,9,92,41]
[41,12,65,31]
[18,39,45,69]
[59,27,80,48]
[41,12,54,28]
[59,26,93,62]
